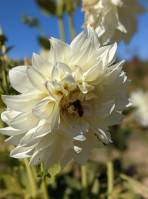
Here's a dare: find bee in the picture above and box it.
[72,100,84,117]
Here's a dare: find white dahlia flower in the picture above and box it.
[0,26,129,170]
[131,90,148,127]
[82,0,145,44]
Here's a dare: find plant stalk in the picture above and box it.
[0,26,8,60]
[58,16,66,41]
[24,158,38,198]
[0,26,9,94]
[41,162,50,199]
[81,165,88,198]
[107,160,114,199]
[68,14,76,40]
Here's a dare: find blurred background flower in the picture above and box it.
[131,90,148,127]
[82,0,145,44]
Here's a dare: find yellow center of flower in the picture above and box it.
[60,87,85,118]
[69,100,84,117]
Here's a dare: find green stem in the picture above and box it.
[31,166,38,184]
[0,26,9,94]
[68,14,76,40]
[58,17,66,41]
[24,158,38,198]
[81,165,88,198]
[107,161,114,199]
[1,63,8,93]
[0,26,8,60]
[41,162,50,199]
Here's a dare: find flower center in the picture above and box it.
[62,99,84,118]
[69,100,84,117]
[60,88,85,118]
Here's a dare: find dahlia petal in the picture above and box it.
[0,127,25,136]
[59,133,73,150]
[29,150,46,166]
[73,133,104,165]
[27,67,47,92]
[97,100,115,118]
[107,43,117,64]
[70,39,99,72]
[70,25,100,52]
[2,93,45,112]
[104,61,125,85]
[44,145,63,170]
[9,112,39,131]
[98,128,112,143]
[84,60,104,84]
[10,145,36,158]
[5,134,24,146]
[32,97,56,119]
[1,110,20,123]
[47,38,72,65]
[9,66,33,93]
[29,135,57,166]
[34,122,51,138]
[62,72,76,91]
[32,53,53,80]
[73,135,86,141]
[50,106,60,132]
[61,113,89,138]
[98,43,117,68]
[19,127,40,147]
[51,62,71,82]
[60,149,73,169]
[102,112,125,126]
[87,117,112,144]
[74,146,82,153]
[35,133,56,152]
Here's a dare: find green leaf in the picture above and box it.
[91,178,100,195]
[5,46,14,54]
[65,0,81,14]
[2,174,23,195]
[64,175,81,190]
[22,14,39,27]
[37,170,51,178]
[0,35,8,46]
[38,37,50,49]
[46,162,61,184]
[17,166,33,194]
[36,0,57,16]
[120,174,148,195]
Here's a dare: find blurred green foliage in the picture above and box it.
[22,15,39,28]
[35,0,80,16]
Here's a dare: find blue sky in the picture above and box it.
[0,0,148,61]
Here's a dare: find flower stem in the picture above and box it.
[24,158,38,198]
[107,160,114,199]
[81,165,88,198]
[68,14,76,40]
[0,26,9,94]
[58,16,66,41]
[0,26,8,60]
[41,162,50,199]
